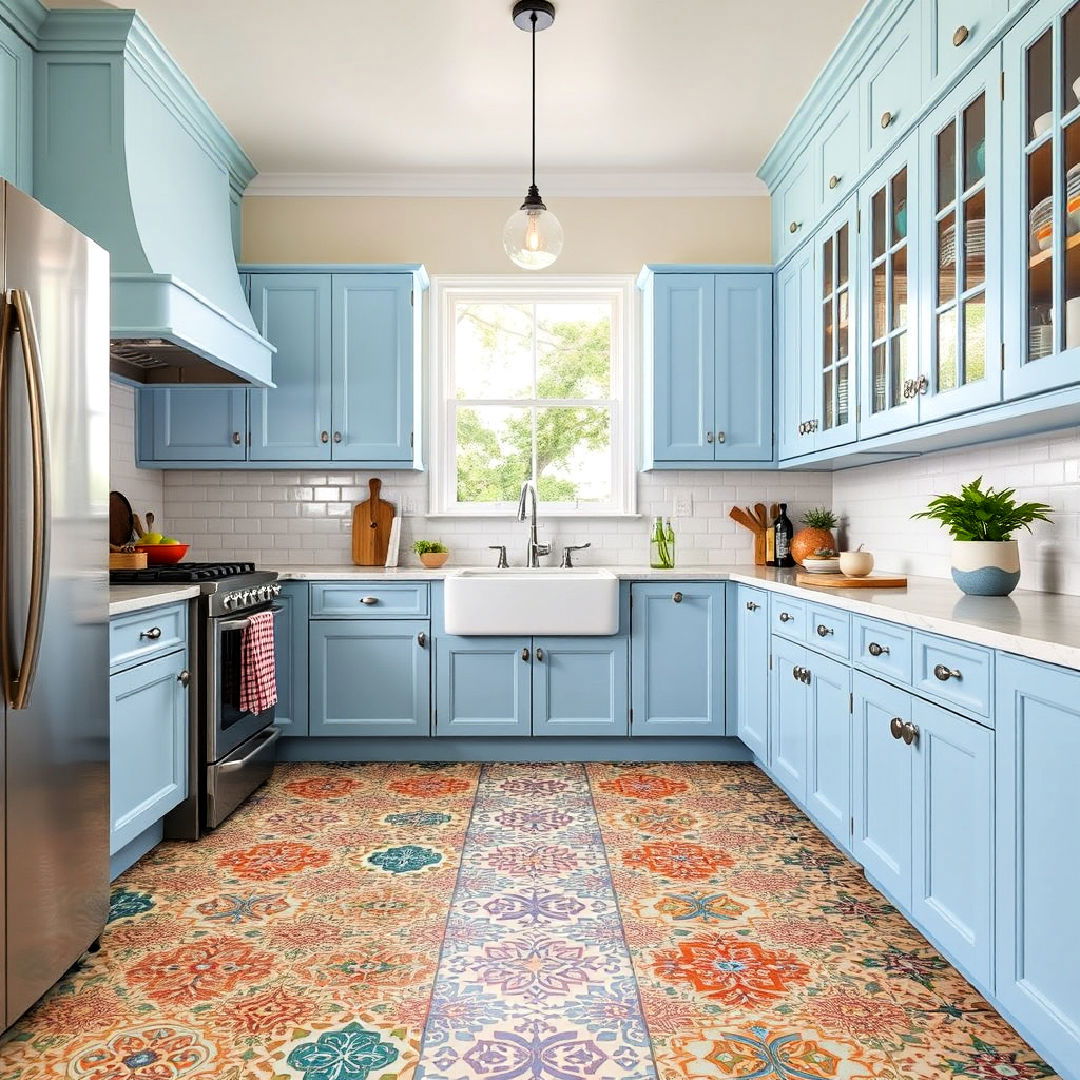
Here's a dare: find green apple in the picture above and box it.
[140,532,165,545]
[161,537,181,545]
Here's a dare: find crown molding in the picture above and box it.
[0,0,47,45]
[245,170,767,199]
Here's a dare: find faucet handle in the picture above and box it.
[560,542,591,568]
[535,542,552,558]
[488,545,509,568]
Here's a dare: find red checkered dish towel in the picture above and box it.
[239,609,278,715]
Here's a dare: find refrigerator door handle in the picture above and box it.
[4,289,51,711]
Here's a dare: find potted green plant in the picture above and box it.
[412,539,449,569]
[912,477,1053,596]
[791,507,838,566]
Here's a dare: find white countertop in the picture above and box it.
[272,563,1080,670]
[109,584,201,617]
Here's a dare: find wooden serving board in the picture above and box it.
[352,478,396,566]
[796,572,908,589]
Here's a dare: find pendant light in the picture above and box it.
[503,0,563,270]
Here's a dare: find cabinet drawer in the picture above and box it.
[818,85,860,214]
[853,616,912,685]
[310,583,429,618]
[110,603,188,671]
[806,605,850,659]
[913,632,993,721]
[773,156,815,262]
[861,0,922,161]
[770,594,807,639]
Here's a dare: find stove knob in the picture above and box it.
[222,593,235,610]
[271,583,282,597]
[259,586,270,602]
[244,590,254,605]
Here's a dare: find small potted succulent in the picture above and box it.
[912,477,1053,596]
[791,507,838,566]
[412,539,449,569]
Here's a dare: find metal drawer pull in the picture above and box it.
[952,24,970,46]
[901,721,920,746]
[867,641,889,657]
[521,647,530,662]
[792,665,802,682]
[320,430,329,443]
[880,110,894,129]
[778,612,794,623]
[360,596,380,605]
[706,431,714,444]
[177,669,191,688]
[417,632,426,648]
[672,592,683,603]
[716,431,726,444]
[536,647,544,662]
[828,174,841,190]
[889,716,905,740]
[816,623,834,637]
[219,728,280,773]
[232,431,242,445]
[333,431,343,444]
[789,221,801,234]
[139,627,162,640]
[745,601,760,612]
[933,663,961,681]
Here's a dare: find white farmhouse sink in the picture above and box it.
[444,568,619,636]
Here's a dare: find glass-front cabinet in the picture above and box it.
[860,133,920,438]
[1005,0,1080,398]
[920,49,1003,421]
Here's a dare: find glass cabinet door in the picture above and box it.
[1004,0,1080,397]
[813,199,859,451]
[921,50,1002,422]
[861,133,920,438]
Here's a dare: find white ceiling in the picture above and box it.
[50,0,864,193]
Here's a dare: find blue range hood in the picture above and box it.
[33,9,274,387]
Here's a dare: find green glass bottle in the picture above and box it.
[664,518,676,568]
[649,516,673,569]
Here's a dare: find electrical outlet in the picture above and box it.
[673,490,693,517]
[400,494,420,515]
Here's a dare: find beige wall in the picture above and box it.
[241,196,771,273]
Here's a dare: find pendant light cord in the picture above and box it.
[531,11,537,189]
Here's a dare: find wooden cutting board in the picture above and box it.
[352,478,396,566]
[796,572,908,589]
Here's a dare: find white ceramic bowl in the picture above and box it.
[802,557,842,574]
[839,551,875,577]
[1033,111,1053,139]
[1073,76,1080,105]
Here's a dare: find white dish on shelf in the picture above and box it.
[802,557,842,574]
[1034,111,1053,139]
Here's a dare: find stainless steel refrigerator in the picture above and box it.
[0,182,110,1027]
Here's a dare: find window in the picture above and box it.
[430,276,635,515]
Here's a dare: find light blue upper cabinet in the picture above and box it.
[642,269,773,468]
[435,636,532,737]
[861,0,924,164]
[532,637,629,737]
[733,585,769,759]
[919,49,1004,421]
[776,245,815,459]
[818,85,861,216]
[249,274,333,461]
[143,387,248,461]
[860,132,922,437]
[925,0,1010,97]
[996,652,1080,1074]
[1004,0,1080,399]
[630,582,725,735]
[773,153,815,263]
[332,273,415,462]
[0,18,32,191]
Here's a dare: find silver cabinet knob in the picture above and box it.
[952,24,970,46]
[232,431,242,445]
[816,623,834,637]
[177,669,191,688]
[521,647,530,662]
[320,430,329,443]
[139,627,162,640]
[867,641,889,657]
[745,601,760,612]
[535,647,544,662]
[672,592,683,603]
[902,721,920,746]
[333,431,343,444]
[417,631,426,648]
[792,665,802,682]
[716,431,726,444]
[889,716,905,740]
[360,596,379,605]
[706,431,714,444]
[779,612,794,623]
[934,663,961,681]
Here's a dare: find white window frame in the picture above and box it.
[428,275,638,517]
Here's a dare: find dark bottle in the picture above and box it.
[773,503,795,568]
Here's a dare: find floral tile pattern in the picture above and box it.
[0,760,1059,1080]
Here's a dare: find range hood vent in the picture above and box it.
[34,10,274,387]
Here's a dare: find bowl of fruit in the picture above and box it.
[135,532,189,564]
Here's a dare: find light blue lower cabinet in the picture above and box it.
[309,619,430,736]
[769,636,809,801]
[996,654,1080,1076]
[532,637,629,737]
[852,671,914,902]
[273,582,309,735]
[630,582,725,735]
[109,650,189,855]
[733,586,769,758]
[435,636,532,737]
[804,650,852,851]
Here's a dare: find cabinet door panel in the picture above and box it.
[806,651,852,851]
[631,583,725,735]
[774,155,814,262]
[777,247,815,460]
[852,673,913,904]
[911,698,994,986]
[249,274,333,460]
[819,85,861,215]
[651,275,716,461]
[332,274,414,461]
[435,637,531,737]
[734,586,770,759]
[926,0,1008,95]
[714,274,773,460]
[146,388,248,461]
[769,636,808,801]
[0,20,33,191]
[533,637,628,736]
[273,582,308,736]
[109,651,188,854]
[309,620,429,736]
[996,653,1080,1071]
[861,0,923,162]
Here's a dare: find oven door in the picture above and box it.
[205,602,283,763]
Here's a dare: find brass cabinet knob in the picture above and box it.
[881,110,894,129]
[829,174,841,190]
[902,721,920,746]
[952,24,970,46]
[889,716,905,740]
[789,221,800,234]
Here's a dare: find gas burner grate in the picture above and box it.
[110,562,257,584]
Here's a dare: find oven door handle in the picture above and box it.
[218,727,280,773]
[218,604,284,633]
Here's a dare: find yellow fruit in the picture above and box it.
[161,537,181,545]
[140,532,165,545]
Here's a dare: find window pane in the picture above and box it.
[939,211,957,305]
[872,188,887,259]
[535,407,612,504]
[890,169,907,245]
[937,119,957,212]
[939,307,958,391]
[963,94,986,190]
[1027,29,1053,144]
[454,303,534,399]
[1028,142,1053,359]
[872,263,887,341]
[872,343,886,413]
[890,334,909,408]
[964,299,986,384]
[536,303,612,398]
[455,405,531,503]
[890,248,907,331]
[963,187,986,291]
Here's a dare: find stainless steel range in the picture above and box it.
[110,563,283,831]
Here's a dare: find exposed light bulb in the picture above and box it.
[503,191,564,271]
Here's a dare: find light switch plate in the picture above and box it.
[673,490,694,517]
